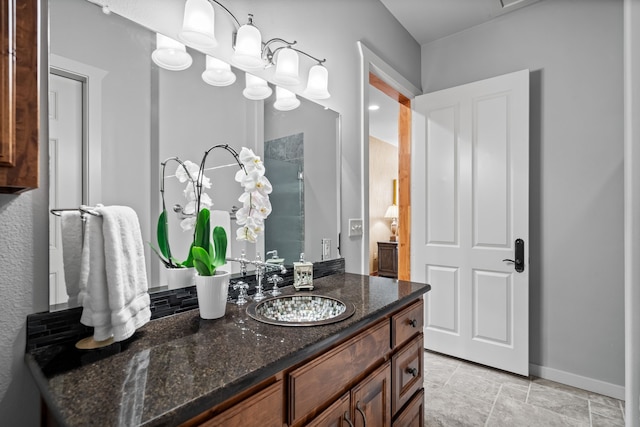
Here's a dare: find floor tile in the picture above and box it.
[527,383,591,423]
[456,361,529,390]
[591,412,625,427]
[590,401,625,423]
[488,395,589,427]
[498,384,529,402]
[530,376,591,399]
[444,370,501,403]
[424,384,492,427]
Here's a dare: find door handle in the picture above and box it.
[503,238,525,273]
[356,401,367,427]
[343,411,354,427]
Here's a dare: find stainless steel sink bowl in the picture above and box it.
[246,295,355,326]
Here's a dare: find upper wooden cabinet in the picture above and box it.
[0,0,39,193]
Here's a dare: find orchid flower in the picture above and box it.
[234,147,272,242]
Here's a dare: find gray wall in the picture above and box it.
[0,1,421,424]
[421,0,624,388]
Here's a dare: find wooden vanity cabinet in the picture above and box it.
[0,0,39,193]
[190,297,425,427]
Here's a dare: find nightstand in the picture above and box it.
[377,241,398,279]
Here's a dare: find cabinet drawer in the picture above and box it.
[392,334,423,416]
[391,299,423,349]
[392,388,424,427]
[289,319,391,425]
[307,392,351,427]
[200,381,283,427]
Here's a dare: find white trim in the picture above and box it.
[625,0,640,425]
[529,364,625,401]
[357,41,421,275]
[49,54,107,206]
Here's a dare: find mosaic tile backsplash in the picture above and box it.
[26,258,345,351]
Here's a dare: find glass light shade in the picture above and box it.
[232,23,263,69]
[273,47,300,86]
[178,0,217,48]
[303,64,330,99]
[243,73,272,100]
[202,56,236,86]
[151,34,193,71]
[384,204,399,219]
[273,86,300,111]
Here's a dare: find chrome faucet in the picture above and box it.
[226,250,287,302]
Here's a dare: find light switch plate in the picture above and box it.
[348,218,363,237]
[321,238,331,260]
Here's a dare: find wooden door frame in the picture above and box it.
[357,42,421,278]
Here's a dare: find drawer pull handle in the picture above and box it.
[356,401,367,427]
[408,318,418,327]
[343,411,354,427]
[406,367,418,377]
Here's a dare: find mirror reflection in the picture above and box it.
[48,0,340,310]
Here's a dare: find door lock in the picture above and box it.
[502,238,525,273]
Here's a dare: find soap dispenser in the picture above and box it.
[293,253,314,291]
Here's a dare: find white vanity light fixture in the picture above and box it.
[202,55,236,86]
[152,33,193,71]
[178,0,218,49]
[273,86,300,111]
[272,47,300,86]
[303,63,330,99]
[231,15,264,69]
[242,73,272,100]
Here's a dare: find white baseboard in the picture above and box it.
[529,363,625,400]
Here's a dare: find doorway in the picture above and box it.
[367,73,412,280]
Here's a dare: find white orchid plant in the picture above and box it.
[151,145,272,273]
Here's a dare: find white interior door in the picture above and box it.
[411,70,530,375]
[49,73,83,306]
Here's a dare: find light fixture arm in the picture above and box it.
[206,0,241,28]
[290,48,326,65]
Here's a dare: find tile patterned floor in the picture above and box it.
[424,351,626,426]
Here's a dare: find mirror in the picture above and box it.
[48,0,340,310]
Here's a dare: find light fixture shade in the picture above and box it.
[202,55,236,86]
[232,23,263,69]
[273,47,300,86]
[152,33,193,71]
[303,64,330,99]
[384,204,399,219]
[178,0,217,49]
[243,73,272,100]
[273,86,300,111]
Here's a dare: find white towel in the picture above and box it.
[60,211,83,306]
[78,213,112,340]
[211,210,236,273]
[79,206,151,342]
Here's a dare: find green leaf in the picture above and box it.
[157,210,172,261]
[194,208,210,254]
[181,243,195,268]
[212,226,227,268]
[148,242,172,268]
[191,246,213,276]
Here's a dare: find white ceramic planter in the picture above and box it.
[165,267,195,290]
[195,270,230,319]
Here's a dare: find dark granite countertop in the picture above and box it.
[26,273,430,427]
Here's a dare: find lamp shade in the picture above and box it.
[303,64,330,99]
[202,55,236,86]
[178,0,217,48]
[384,204,399,219]
[273,47,300,86]
[243,73,272,100]
[151,33,193,71]
[273,86,300,111]
[232,22,263,69]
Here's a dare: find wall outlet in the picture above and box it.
[348,218,364,237]
[321,238,331,260]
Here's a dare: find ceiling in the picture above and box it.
[379,0,541,45]
[369,0,541,146]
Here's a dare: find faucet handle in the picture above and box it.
[268,274,283,296]
[232,281,249,305]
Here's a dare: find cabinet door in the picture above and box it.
[307,392,352,427]
[1,0,15,166]
[351,361,391,427]
[200,381,283,427]
[392,389,424,427]
[392,335,423,416]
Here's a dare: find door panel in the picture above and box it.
[412,70,529,375]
